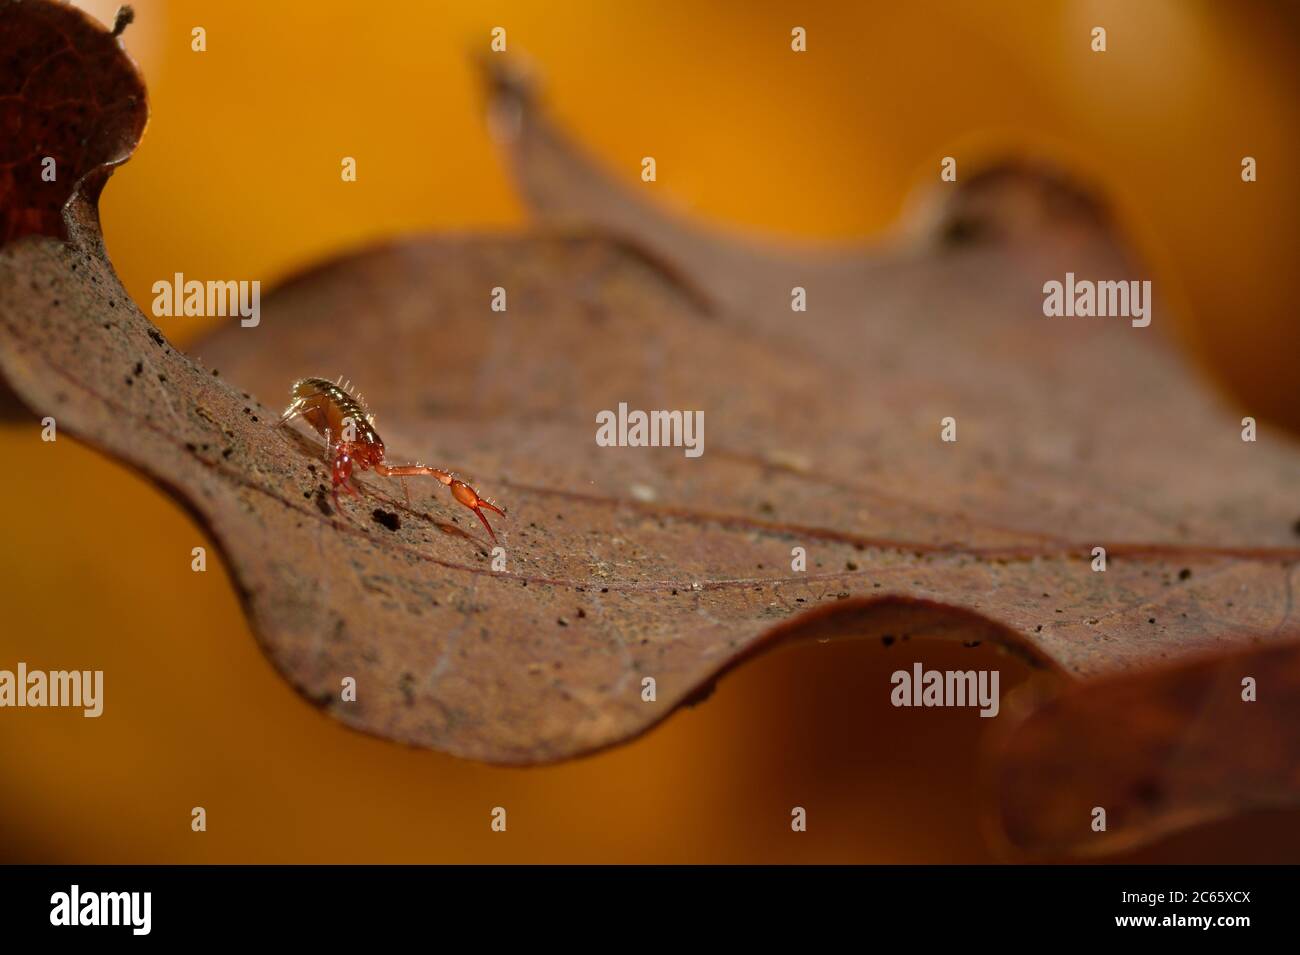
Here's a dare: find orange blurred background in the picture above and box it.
[2,0,1298,862]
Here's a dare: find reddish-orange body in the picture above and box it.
[279,377,505,541]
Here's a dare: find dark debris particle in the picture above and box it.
[845,560,859,571]
[371,509,401,531]
[680,679,717,708]
[132,361,142,376]
[557,618,568,627]
[881,635,895,647]
[940,214,987,247]
[315,490,333,516]
[962,640,981,648]
[1148,617,1156,624]
[1132,777,1164,807]
[1178,568,1191,581]
[1293,518,1300,537]
[147,329,164,346]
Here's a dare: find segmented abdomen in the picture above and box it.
[291,377,380,447]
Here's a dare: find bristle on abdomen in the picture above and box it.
[293,376,372,417]
[287,377,380,445]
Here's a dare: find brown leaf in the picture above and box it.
[2,5,1299,854]
[0,0,146,244]
[986,641,1300,856]
[195,71,1300,756]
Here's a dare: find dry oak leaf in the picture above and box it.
[2,3,1299,858]
[195,73,1300,752]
